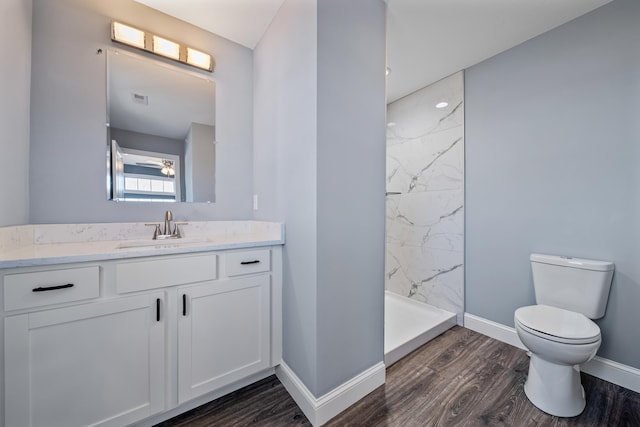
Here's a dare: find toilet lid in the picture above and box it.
[515,305,601,344]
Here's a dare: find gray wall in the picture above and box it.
[465,0,640,369]
[315,0,386,395]
[0,0,31,226]
[110,128,184,158]
[186,123,216,203]
[254,0,386,397]
[29,0,253,223]
[254,0,320,394]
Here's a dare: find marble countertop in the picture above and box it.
[0,221,284,269]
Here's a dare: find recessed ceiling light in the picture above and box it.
[436,102,449,109]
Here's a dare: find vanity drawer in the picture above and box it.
[4,266,100,311]
[117,253,217,293]
[225,250,270,277]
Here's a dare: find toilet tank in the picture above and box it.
[530,253,614,319]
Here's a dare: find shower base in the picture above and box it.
[384,291,456,366]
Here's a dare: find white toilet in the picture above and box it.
[514,253,614,417]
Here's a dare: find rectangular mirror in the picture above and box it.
[106,49,216,203]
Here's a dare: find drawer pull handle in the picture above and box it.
[32,283,74,293]
[156,298,161,322]
[240,260,261,265]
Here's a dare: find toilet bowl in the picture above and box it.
[515,305,601,417]
[515,254,614,417]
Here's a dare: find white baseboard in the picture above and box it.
[276,361,385,426]
[582,356,640,394]
[463,313,640,394]
[463,313,526,350]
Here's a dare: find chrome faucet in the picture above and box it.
[164,210,173,236]
[145,210,188,239]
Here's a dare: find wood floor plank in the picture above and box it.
[420,345,525,425]
[455,354,530,425]
[157,326,640,427]
[155,376,309,427]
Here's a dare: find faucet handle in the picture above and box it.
[144,223,161,240]
[172,222,188,238]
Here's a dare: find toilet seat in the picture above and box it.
[515,305,600,345]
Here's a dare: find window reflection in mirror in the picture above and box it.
[112,141,180,202]
[106,49,216,203]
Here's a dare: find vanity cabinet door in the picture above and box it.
[177,275,271,403]
[5,293,166,427]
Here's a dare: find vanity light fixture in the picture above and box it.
[112,22,145,49]
[187,47,212,71]
[152,35,180,60]
[111,21,214,72]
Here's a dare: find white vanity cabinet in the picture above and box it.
[1,246,282,427]
[4,292,166,427]
[177,275,271,403]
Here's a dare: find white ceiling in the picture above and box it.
[386,0,613,102]
[134,0,285,49]
[135,0,613,103]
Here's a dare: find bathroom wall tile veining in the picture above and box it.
[386,71,465,323]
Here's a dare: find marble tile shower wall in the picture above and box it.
[385,71,464,323]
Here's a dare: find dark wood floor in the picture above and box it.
[156,327,640,426]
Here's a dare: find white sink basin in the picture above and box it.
[116,237,208,249]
